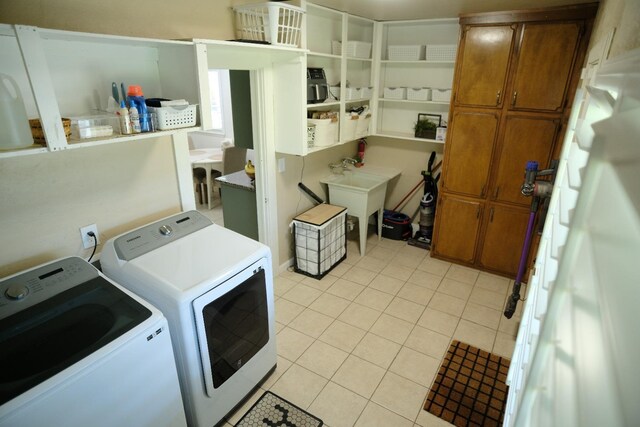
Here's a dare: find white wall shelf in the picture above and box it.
[379,98,449,106]
[381,60,455,65]
[373,130,445,143]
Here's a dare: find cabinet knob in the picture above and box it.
[512,91,518,106]
[496,90,501,105]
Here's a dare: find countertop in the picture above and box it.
[215,170,255,192]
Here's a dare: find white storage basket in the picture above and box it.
[426,44,457,61]
[232,2,304,47]
[343,114,358,141]
[148,104,197,130]
[356,113,371,138]
[345,87,363,100]
[308,116,339,147]
[307,124,316,148]
[383,87,406,100]
[431,88,452,102]
[388,45,424,61]
[332,41,371,59]
[406,87,431,101]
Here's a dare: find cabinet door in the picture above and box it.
[454,25,515,108]
[479,204,530,276]
[492,116,560,206]
[432,195,482,263]
[441,111,499,198]
[509,22,582,112]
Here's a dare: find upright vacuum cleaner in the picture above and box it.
[503,160,557,319]
[408,152,440,249]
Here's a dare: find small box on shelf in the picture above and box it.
[406,87,431,101]
[425,44,457,62]
[383,87,406,100]
[388,45,424,61]
[431,89,452,102]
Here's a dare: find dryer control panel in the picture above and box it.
[0,257,98,319]
[113,210,212,261]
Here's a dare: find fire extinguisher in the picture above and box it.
[357,139,366,164]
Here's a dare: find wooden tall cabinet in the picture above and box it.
[432,4,598,278]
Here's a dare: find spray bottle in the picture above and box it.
[129,100,141,133]
[117,100,132,135]
[127,85,150,132]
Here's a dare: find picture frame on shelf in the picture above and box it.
[414,113,441,139]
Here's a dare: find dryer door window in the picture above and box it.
[194,263,269,393]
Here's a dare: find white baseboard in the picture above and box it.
[278,258,295,275]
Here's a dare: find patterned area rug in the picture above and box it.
[235,391,323,427]
[424,340,510,427]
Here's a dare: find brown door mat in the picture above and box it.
[423,340,510,427]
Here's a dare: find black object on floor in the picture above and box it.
[235,391,323,427]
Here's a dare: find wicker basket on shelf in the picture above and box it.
[29,118,71,145]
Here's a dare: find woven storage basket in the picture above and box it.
[29,118,71,145]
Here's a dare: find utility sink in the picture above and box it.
[321,171,391,256]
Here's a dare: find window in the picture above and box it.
[208,69,234,139]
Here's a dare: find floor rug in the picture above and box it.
[423,340,510,427]
[235,391,323,427]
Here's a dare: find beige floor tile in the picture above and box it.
[224,386,264,424]
[275,321,285,334]
[498,313,521,338]
[415,408,456,427]
[367,245,396,262]
[462,302,501,330]
[436,278,473,300]
[352,333,402,369]
[276,326,314,361]
[261,356,292,390]
[405,325,451,360]
[318,320,367,352]
[493,331,517,358]
[278,270,306,282]
[381,264,415,282]
[309,293,351,318]
[397,244,430,258]
[407,270,443,290]
[389,346,441,388]
[416,257,451,276]
[390,253,425,270]
[288,308,335,338]
[270,364,327,409]
[384,297,426,324]
[327,261,352,278]
[427,292,466,317]
[343,266,378,286]
[354,287,394,311]
[371,371,428,421]
[469,287,505,311]
[354,401,414,427]
[368,274,405,296]
[297,340,349,379]
[282,283,323,306]
[370,313,414,345]
[338,302,383,331]
[453,319,497,353]
[274,276,297,297]
[343,242,362,265]
[275,298,305,325]
[417,308,459,337]
[397,283,435,306]
[302,274,339,292]
[444,264,480,285]
[475,272,511,294]
[377,238,407,249]
[332,355,386,398]
[308,381,368,427]
[355,255,387,273]
[326,278,366,301]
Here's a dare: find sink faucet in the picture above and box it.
[328,158,357,174]
[342,158,358,167]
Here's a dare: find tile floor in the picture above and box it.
[222,231,524,427]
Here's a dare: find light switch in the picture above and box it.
[278,157,286,173]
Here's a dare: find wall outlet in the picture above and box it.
[80,224,99,249]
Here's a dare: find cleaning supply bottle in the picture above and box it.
[0,73,34,149]
[117,100,132,135]
[129,100,141,133]
[127,85,150,132]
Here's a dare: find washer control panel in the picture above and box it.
[113,210,212,261]
[0,257,98,319]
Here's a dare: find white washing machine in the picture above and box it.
[0,257,187,427]
[101,210,277,427]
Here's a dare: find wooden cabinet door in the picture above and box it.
[479,204,530,276]
[454,25,515,108]
[509,22,582,112]
[441,111,499,198]
[432,195,482,263]
[492,116,560,206]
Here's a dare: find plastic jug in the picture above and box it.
[0,73,34,149]
[126,85,150,132]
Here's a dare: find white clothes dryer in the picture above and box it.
[0,257,187,427]
[101,210,277,427]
